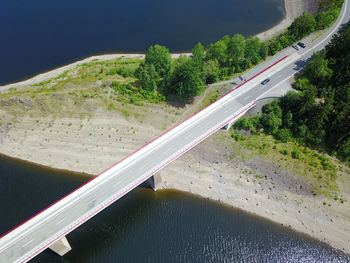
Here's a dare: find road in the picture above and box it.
[0,0,349,261]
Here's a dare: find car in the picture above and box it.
[261,78,270,85]
[292,44,299,50]
[298,42,306,48]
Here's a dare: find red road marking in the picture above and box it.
[21,102,256,262]
[1,54,287,262]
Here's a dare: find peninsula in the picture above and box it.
[0,0,349,256]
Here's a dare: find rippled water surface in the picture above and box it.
[1,155,349,262]
[0,0,285,85]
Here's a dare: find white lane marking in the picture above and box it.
[55,218,66,226]
[139,163,149,170]
[114,181,122,187]
[22,239,34,248]
[184,133,193,140]
[164,147,173,155]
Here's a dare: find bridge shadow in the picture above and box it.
[139,176,156,190]
[35,188,159,262]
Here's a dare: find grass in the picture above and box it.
[0,57,169,120]
[229,130,340,198]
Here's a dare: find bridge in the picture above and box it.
[0,0,349,261]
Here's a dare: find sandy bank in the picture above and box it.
[0,102,349,255]
[256,0,320,41]
[0,53,191,92]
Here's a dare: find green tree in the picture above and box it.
[244,36,261,65]
[136,63,158,92]
[260,112,282,135]
[192,42,206,65]
[316,11,335,29]
[145,45,171,78]
[303,51,333,93]
[293,78,312,91]
[288,12,316,39]
[207,40,227,65]
[268,39,283,55]
[201,59,220,84]
[227,34,245,65]
[167,56,205,100]
[259,42,268,60]
[283,111,293,128]
[275,128,293,142]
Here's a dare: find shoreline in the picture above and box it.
[0,0,319,91]
[1,0,348,256]
[0,53,191,92]
[1,150,349,258]
[0,109,349,255]
[256,0,320,41]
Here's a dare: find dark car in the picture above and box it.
[298,42,306,48]
[261,78,270,85]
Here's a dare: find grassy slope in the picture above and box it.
[0,57,348,202]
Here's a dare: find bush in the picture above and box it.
[234,118,252,130]
[281,149,289,155]
[292,149,301,159]
[275,128,293,142]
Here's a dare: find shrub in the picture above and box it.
[292,149,301,159]
[275,128,293,142]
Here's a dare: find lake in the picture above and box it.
[0,0,285,85]
[0,154,349,262]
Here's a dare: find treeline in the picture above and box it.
[136,36,268,100]
[235,21,350,162]
[135,0,343,101]
[268,0,344,55]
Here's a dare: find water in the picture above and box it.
[0,0,284,85]
[0,154,349,262]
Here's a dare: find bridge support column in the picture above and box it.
[149,172,162,191]
[49,236,71,256]
[222,120,234,131]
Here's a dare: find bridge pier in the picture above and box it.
[222,120,234,131]
[49,236,71,256]
[145,172,162,191]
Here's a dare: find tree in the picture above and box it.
[136,63,158,92]
[288,12,316,39]
[260,112,282,135]
[294,83,317,116]
[244,36,261,65]
[207,40,227,65]
[145,45,171,78]
[262,100,282,119]
[268,39,283,55]
[192,42,206,66]
[227,34,245,65]
[275,128,293,142]
[283,111,293,129]
[259,42,268,60]
[201,59,220,84]
[222,35,231,46]
[302,50,333,93]
[167,56,204,100]
[293,78,314,93]
[316,11,335,30]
